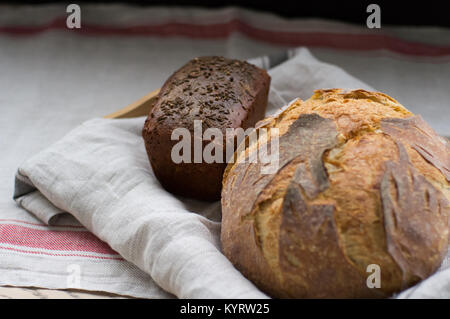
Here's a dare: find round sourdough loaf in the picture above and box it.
[221,89,449,298]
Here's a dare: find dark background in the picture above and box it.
[2,0,450,27]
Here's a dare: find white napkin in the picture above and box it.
[14,48,450,298]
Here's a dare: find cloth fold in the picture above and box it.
[13,48,450,298]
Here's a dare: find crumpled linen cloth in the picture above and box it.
[14,48,450,298]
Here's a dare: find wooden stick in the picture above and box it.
[104,89,160,119]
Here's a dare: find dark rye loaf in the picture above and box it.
[142,56,270,200]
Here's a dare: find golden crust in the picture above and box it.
[221,89,449,298]
[271,89,412,137]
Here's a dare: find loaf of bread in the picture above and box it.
[142,56,270,200]
[221,89,449,298]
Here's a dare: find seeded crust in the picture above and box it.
[221,89,449,298]
[142,56,270,200]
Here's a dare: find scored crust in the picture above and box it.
[221,89,449,298]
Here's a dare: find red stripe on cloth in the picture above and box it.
[0,224,119,256]
[1,18,450,57]
[0,246,123,260]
